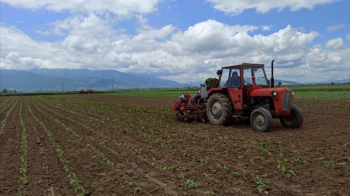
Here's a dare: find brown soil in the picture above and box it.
[0,94,349,196]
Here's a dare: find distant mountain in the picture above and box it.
[323,79,350,84]
[0,68,189,92]
[4,68,343,93]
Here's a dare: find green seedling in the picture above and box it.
[151,158,156,167]
[232,171,246,179]
[323,158,337,169]
[186,180,198,189]
[161,143,167,149]
[134,149,141,155]
[204,190,214,195]
[316,147,321,154]
[250,157,255,165]
[276,140,282,145]
[292,155,307,163]
[260,143,272,155]
[279,150,285,157]
[134,187,142,193]
[223,165,229,172]
[115,166,121,172]
[199,157,207,164]
[225,149,230,157]
[277,159,296,176]
[183,150,188,156]
[243,141,251,148]
[317,177,323,185]
[252,174,267,189]
[178,171,185,179]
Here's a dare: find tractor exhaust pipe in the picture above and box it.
[271,59,275,88]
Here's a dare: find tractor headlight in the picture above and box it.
[291,90,295,95]
[271,90,277,96]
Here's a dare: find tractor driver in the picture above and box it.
[228,71,240,87]
[190,91,202,105]
[179,93,190,105]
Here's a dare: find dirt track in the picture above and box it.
[0,94,349,195]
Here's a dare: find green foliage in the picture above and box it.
[232,171,246,179]
[134,187,142,193]
[250,157,255,164]
[260,143,272,155]
[316,147,322,154]
[323,158,337,169]
[204,190,215,195]
[186,180,198,189]
[252,174,267,189]
[289,84,350,92]
[292,155,307,163]
[178,171,185,180]
[208,147,214,152]
[277,159,296,176]
[205,78,218,84]
[279,150,285,157]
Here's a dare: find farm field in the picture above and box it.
[0,93,349,196]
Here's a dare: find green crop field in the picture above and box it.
[1,83,349,99]
[107,84,350,99]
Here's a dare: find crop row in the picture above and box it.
[27,98,156,194]
[1,95,348,195]
[0,97,18,134]
[32,96,350,193]
[27,101,86,195]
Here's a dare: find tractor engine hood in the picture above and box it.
[250,87,294,97]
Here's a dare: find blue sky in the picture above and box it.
[1,0,349,83]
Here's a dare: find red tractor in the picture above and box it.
[78,89,94,94]
[175,60,303,132]
[78,89,86,94]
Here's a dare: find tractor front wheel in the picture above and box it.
[206,93,232,125]
[250,107,273,132]
[280,106,304,129]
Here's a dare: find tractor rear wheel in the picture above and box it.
[206,93,232,125]
[280,106,303,129]
[250,107,273,132]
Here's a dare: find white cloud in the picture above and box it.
[346,34,350,41]
[35,30,50,36]
[305,45,350,82]
[166,20,260,55]
[261,25,272,31]
[1,0,162,17]
[165,21,317,60]
[1,18,349,84]
[206,0,339,15]
[326,24,345,32]
[325,38,344,49]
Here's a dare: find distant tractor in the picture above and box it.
[175,60,304,132]
[78,89,94,94]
